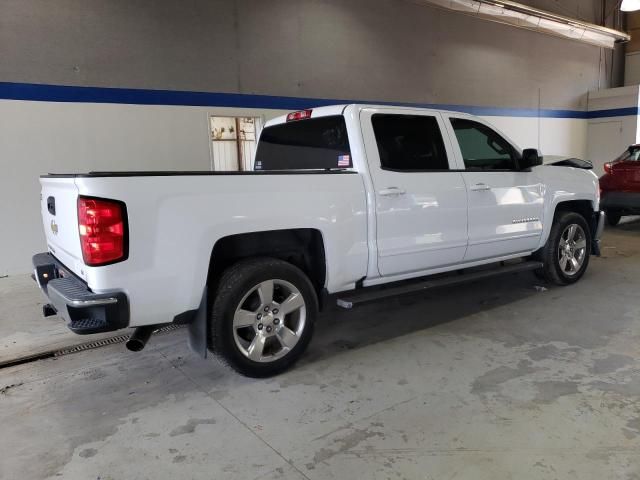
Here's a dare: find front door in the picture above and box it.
[360,108,468,277]
[443,115,544,261]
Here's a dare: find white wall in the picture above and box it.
[0,99,287,276]
[586,118,634,174]
[484,116,588,158]
[0,99,593,275]
[0,99,591,276]
[0,0,612,276]
[586,86,640,173]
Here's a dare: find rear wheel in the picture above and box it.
[209,257,318,377]
[535,211,591,285]
[605,210,621,227]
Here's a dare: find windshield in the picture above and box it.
[254,116,351,170]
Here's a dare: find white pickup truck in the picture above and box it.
[34,104,604,377]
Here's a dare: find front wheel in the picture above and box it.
[535,211,591,285]
[209,257,318,377]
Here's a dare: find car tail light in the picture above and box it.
[77,196,128,266]
[604,162,612,174]
[286,109,313,122]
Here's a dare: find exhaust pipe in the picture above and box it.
[126,325,156,352]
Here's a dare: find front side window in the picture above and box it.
[451,118,518,170]
[372,114,449,171]
[254,116,351,170]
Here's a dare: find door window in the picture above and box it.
[451,118,518,171]
[372,114,449,171]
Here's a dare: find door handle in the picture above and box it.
[379,187,406,196]
[470,183,491,192]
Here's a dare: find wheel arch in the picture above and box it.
[186,228,327,360]
[539,198,597,250]
[553,199,595,222]
[206,228,327,304]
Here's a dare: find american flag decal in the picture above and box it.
[337,154,351,167]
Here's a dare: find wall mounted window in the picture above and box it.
[372,114,449,171]
[450,118,518,171]
[209,116,262,171]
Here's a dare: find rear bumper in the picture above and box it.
[32,252,129,334]
[601,191,640,213]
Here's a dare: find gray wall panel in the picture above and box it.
[0,0,609,109]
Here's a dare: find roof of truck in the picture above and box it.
[264,104,472,128]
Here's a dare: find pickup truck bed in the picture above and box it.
[39,169,368,329]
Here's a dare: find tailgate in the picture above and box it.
[40,177,85,277]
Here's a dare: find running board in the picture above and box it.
[336,261,544,309]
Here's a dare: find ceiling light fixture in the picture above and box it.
[621,0,640,12]
[412,0,630,49]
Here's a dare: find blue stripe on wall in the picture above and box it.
[0,81,636,120]
[586,107,640,118]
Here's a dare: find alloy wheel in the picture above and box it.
[232,279,306,363]
[557,223,587,276]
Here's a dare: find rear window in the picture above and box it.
[254,116,351,170]
[616,146,640,162]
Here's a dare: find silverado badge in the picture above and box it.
[50,220,59,235]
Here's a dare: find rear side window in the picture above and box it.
[371,114,449,171]
[254,116,351,170]
[451,118,518,170]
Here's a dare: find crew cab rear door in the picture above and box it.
[442,114,544,261]
[360,107,468,277]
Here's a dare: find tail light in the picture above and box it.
[77,196,128,266]
[604,162,612,174]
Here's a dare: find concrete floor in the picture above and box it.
[1,220,640,480]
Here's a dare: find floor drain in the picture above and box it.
[0,324,185,369]
[55,324,184,357]
[54,334,132,356]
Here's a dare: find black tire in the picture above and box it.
[606,210,621,227]
[535,211,591,286]
[209,257,318,377]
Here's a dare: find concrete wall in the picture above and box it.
[0,0,614,275]
[1,0,606,109]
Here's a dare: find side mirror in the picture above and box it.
[520,148,543,169]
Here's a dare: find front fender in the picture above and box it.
[536,166,600,250]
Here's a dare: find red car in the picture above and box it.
[599,144,640,226]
